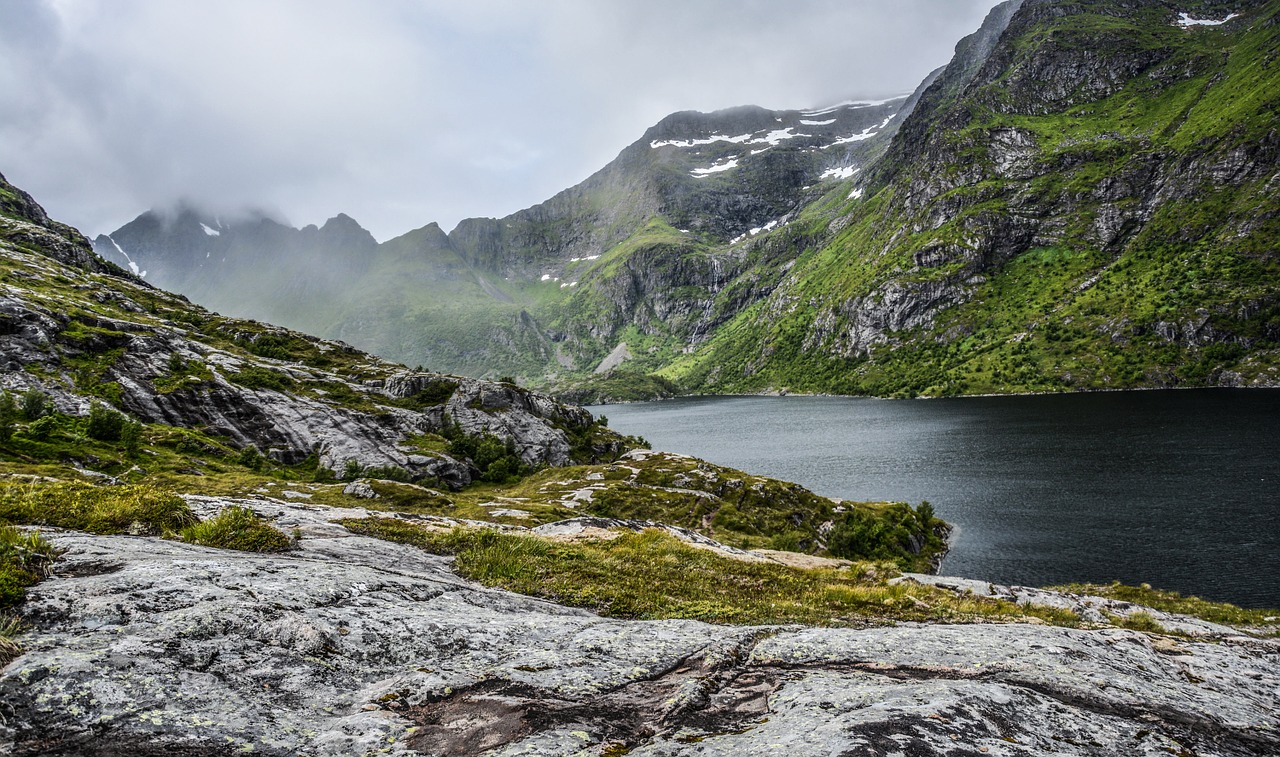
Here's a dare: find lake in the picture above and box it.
[590,390,1280,609]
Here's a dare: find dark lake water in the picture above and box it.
[590,390,1280,609]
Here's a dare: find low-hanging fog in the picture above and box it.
[0,0,1004,241]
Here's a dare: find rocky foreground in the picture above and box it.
[2,497,1276,756]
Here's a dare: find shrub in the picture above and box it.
[0,613,24,667]
[25,415,57,441]
[228,365,294,392]
[447,431,527,484]
[180,506,292,552]
[85,403,126,441]
[0,390,17,442]
[827,501,944,571]
[391,379,459,410]
[236,446,266,471]
[18,388,47,421]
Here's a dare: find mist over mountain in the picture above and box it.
[96,0,1280,401]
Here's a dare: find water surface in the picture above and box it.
[591,390,1280,608]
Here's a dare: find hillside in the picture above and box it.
[668,0,1280,396]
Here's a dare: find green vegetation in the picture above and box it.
[555,370,683,405]
[228,365,296,392]
[180,506,292,553]
[387,378,458,410]
[0,481,196,536]
[1052,581,1280,629]
[0,523,60,610]
[828,501,945,569]
[0,523,59,665]
[340,519,1078,627]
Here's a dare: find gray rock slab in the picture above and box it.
[2,499,1277,756]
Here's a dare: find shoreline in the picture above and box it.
[581,383,1280,408]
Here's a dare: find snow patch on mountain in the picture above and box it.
[824,117,893,149]
[1176,12,1239,27]
[801,97,901,117]
[691,157,740,177]
[200,223,221,237]
[104,235,147,278]
[651,134,752,149]
[753,128,809,146]
[821,166,859,180]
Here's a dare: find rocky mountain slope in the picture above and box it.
[3,172,1279,753]
[672,0,1280,396]
[93,0,1280,399]
[1,169,623,488]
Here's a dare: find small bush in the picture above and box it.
[24,415,57,441]
[391,379,459,410]
[180,506,292,553]
[236,446,266,471]
[447,431,527,484]
[0,613,24,667]
[228,366,294,392]
[827,501,944,571]
[85,403,126,441]
[19,388,47,421]
[0,391,16,443]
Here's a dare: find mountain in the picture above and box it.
[94,0,1280,400]
[672,0,1280,396]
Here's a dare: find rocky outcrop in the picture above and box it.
[1,497,1276,755]
[0,185,619,488]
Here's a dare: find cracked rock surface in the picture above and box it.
[1,498,1277,756]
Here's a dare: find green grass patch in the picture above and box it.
[339,519,1078,627]
[1052,581,1280,629]
[180,506,292,553]
[0,523,61,610]
[227,365,296,392]
[0,481,196,536]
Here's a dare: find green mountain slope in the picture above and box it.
[662,0,1280,396]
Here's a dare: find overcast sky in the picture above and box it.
[1,0,1003,241]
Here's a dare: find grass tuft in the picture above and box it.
[180,506,292,553]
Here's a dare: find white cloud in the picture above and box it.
[0,0,1005,241]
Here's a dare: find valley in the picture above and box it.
[1,0,1279,754]
[94,0,1280,401]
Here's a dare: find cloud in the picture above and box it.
[0,0,1004,240]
